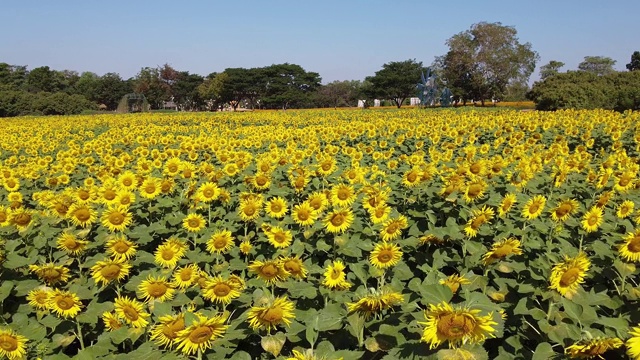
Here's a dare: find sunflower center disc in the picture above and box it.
[0,334,18,351]
[214,284,231,296]
[438,313,475,338]
[560,267,581,287]
[189,326,213,344]
[110,213,125,225]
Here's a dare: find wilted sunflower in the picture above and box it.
[102,311,124,331]
[347,288,404,320]
[482,238,523,265]
[29,263,70,286]
[265,197,288,219]
[67,203,97,228]
[279,256,308,279]
[380,215,408,241]
[266,226,293,249]
[617,200,635,219]
[522,195,546,220]
[138,275,176,302]
[202,275,242,305]
[248,259,289,284]
[47,289,82,318]
[549,252,590,299]
[324,208,354,234]
[565,337,623,359]
[464,206,494,238]
[175,313,228,355]
[114,296,150,328]
[91,257,132,286]
[206,230,235,254]
[0,328,28,360]
[56,232,88,256]
[183,213,206,233]
[101,206,133,232]
[155,238,187,268]
[551,199,580,222]
[419,302,497,349]
[106,235,138,260]
[291,202,318,227]
[150,313,185,348]
[582,206,603,233]
[322,260,352,290]
[439,274,471,294]
[369,242,403,269]
[619,230,640,262]
[247,296,295,333]
[27,287,52,311]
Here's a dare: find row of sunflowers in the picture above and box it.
[1,108,640,359]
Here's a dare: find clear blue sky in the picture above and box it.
[1,0,637,83]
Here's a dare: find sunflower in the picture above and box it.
[464,206,494,238]
[98,182,119,205]
[347,288,404,320]
[196,182,220,203]
[114,296,149,328]
[29,263,70,285]
[323,208,354,234]
[369,242,403,269]
[582,206,603,233]
[223,163,239,177]
[238,198,262,222]
[247,296,295,333]
[402,167,422,188]
[418,302,497,349]
[619,230,640,262]
[291,202,318,227]
[617,200,635,219]
[522,195,546,220]
[106,235,138,260]
[9,208,33,231]
[248,260,289,285]
[307,191,329,213]
[27,287,52,311]
[439,274,471,294]
[139,177,162,199]
[627,326,640,359]
[419,234,445,246]
[565,337,623,359]
[266,226,293,249]
[101,206,133,232]
[549,252,590,299]
[206,229,235,254]
[91,258,132,286]
[239,240,253,255]
[137,275,176,303]
[369,204,391,225]
[2,177,20,192]
[117,171,138,190]
[67,204,98,228]
[175,313,228,355]
[0,328,28,360]
[330,184,357,208]
[614,171,635,192]
[0,206,10,227]
[183,213,206,233]
[56,232,88,256]
[251,172,272,190]
[47,289,82,318]
[463,180,486,203]
[279,256,307,279]
[551,199,580,222]
[155,238,187,268]
[322,260,352,290]
[102,311,124,331]
[115,190,136,208]
[150,313,185,348]
[380,215,408,241]
[202,275,242,305]
[265,197,288,219]
[482,238,523,265]
[172,264,200,289]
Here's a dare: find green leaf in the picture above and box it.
[532,342,555,360]
[0,280,13,302]
[419,283,453,305]
[316,303,345,331]
[560,298,582,322]
[228,351,252,360]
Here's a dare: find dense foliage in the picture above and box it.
[2,109,640,359]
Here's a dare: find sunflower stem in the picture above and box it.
[546,301,554,321]
[197,348,203,360]
[76,319,85,350]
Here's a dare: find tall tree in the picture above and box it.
[260,63,321,110]
[0,63,28,90]
[317,80,361,108]
[173,71,204,111]
[95,73,131,110]
[539,60,565,80]
[366,59,425,108]
[440,22,539,105]
[627,51,640,71]
[578,56,616,76]
[134,67,169,109]
[25,66,65,93]
[197,73,228,111]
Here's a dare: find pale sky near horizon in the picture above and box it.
[1,0,638,83]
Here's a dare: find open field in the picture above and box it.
[1,108,640,359]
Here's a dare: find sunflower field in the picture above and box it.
[1,108,640,359]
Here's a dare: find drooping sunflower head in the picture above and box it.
[549,251,591,299]
[150,313,186,348]
[439,274,471,294]
[29,263,70,286]
[482,238,523,265]
[347,288,404,320]
[418,302,497,349]
[247,296,296,333]
[56,232,88,256]
[248,259,289,285]
[565,337,623,359]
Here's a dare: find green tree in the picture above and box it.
[317,80,361,108]
[173,71,204,111]
[539,60,565,80]
[197,72,229,111]
[134,67,169,109]
[366,59,424,108]
[95,73,131,110]
[440,22,539,105]
[626,51,640,71]
[25,66,65,93]
[0,63,28,90]
[260,64,321,110]
[578,56,616,76]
